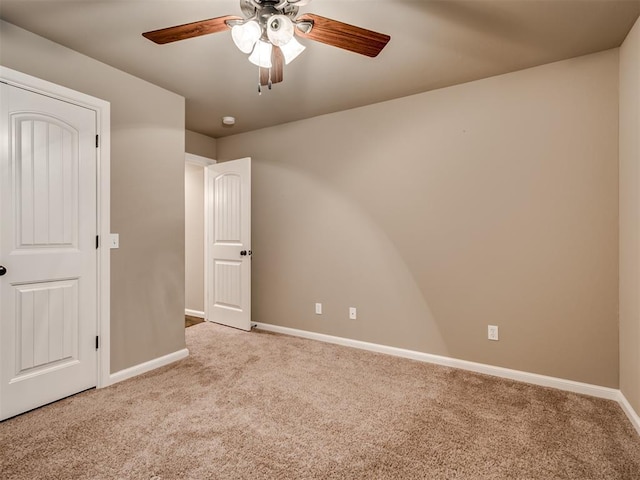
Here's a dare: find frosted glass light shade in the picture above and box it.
[267,15,294,47]
[279,37,306,64]
[249,40,273,68]
[231,21,261,54]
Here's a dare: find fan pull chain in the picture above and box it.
[258,67,262,95]
[257,67,274,94]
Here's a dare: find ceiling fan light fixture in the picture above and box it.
[249,40,273,68]
[279,36,306,64]
[294,20,313,35]
[231,20,261,54]
[142,0,391,92]
[267,14,294,46]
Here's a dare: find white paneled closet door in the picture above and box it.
[0,83,97,420]
[206,158,251,331]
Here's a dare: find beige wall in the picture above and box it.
[186,130,217,159]
[218,50,620,387]
[185,163,205,313]
[0,21,187,373]
[620,17,640,414]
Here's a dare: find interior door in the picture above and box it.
[0,83,97,420]
[205,158,251,331]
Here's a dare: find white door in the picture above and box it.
[205,158,251,331]
[0,83,97,420]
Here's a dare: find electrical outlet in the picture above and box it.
[349,307,357,320]
[488,325,499,341]
[315,303,322,315]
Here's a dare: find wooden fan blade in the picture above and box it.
[295,13,390,57]
[259,68,270,87]
[142,15,242,44]
[271,46,284,84]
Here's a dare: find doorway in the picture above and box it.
[184,155,252,331]
[184,153,214,326]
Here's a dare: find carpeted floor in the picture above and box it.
[1,322,639,479]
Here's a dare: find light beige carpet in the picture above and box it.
[1,322,639,479]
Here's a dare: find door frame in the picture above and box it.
[0,66,111,391]
[185,153,215,320]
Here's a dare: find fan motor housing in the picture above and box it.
[240,0,299,19]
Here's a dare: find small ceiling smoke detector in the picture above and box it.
[222,116,236,126]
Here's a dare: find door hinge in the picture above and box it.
[96,134,99,148]
[96,235,99,249]
[95,336,99,349]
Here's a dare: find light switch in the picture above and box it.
[110,233,119,249]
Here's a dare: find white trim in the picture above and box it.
[0,66,112,390]
[254,323,621,401]
[109,348,189,385]
[184,154,213,328]
[185,309,205,319]
[185,152,216,166]
[96,93,111,390]
[204,166,211,323]
[617,391,640,436]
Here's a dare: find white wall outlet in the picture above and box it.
[315,303,322,315]
[488,325,499,341]
[349,307,357,320]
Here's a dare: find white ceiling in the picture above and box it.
[1,0,638,138]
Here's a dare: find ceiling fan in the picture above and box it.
[143,0,391,92]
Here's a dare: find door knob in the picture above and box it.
[0,266,6,276]
[240,250,247,256]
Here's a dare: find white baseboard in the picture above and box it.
[617,391,640,436]
[254,323,621,403]
[185,309,205,318]
[108,348,189,386]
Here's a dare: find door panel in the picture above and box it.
[214,173,242,244]
[17,117,77,247]
[0,83,97,420]
[206,159,251,331]
[15,279,79,376]
[214,260,243,310]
